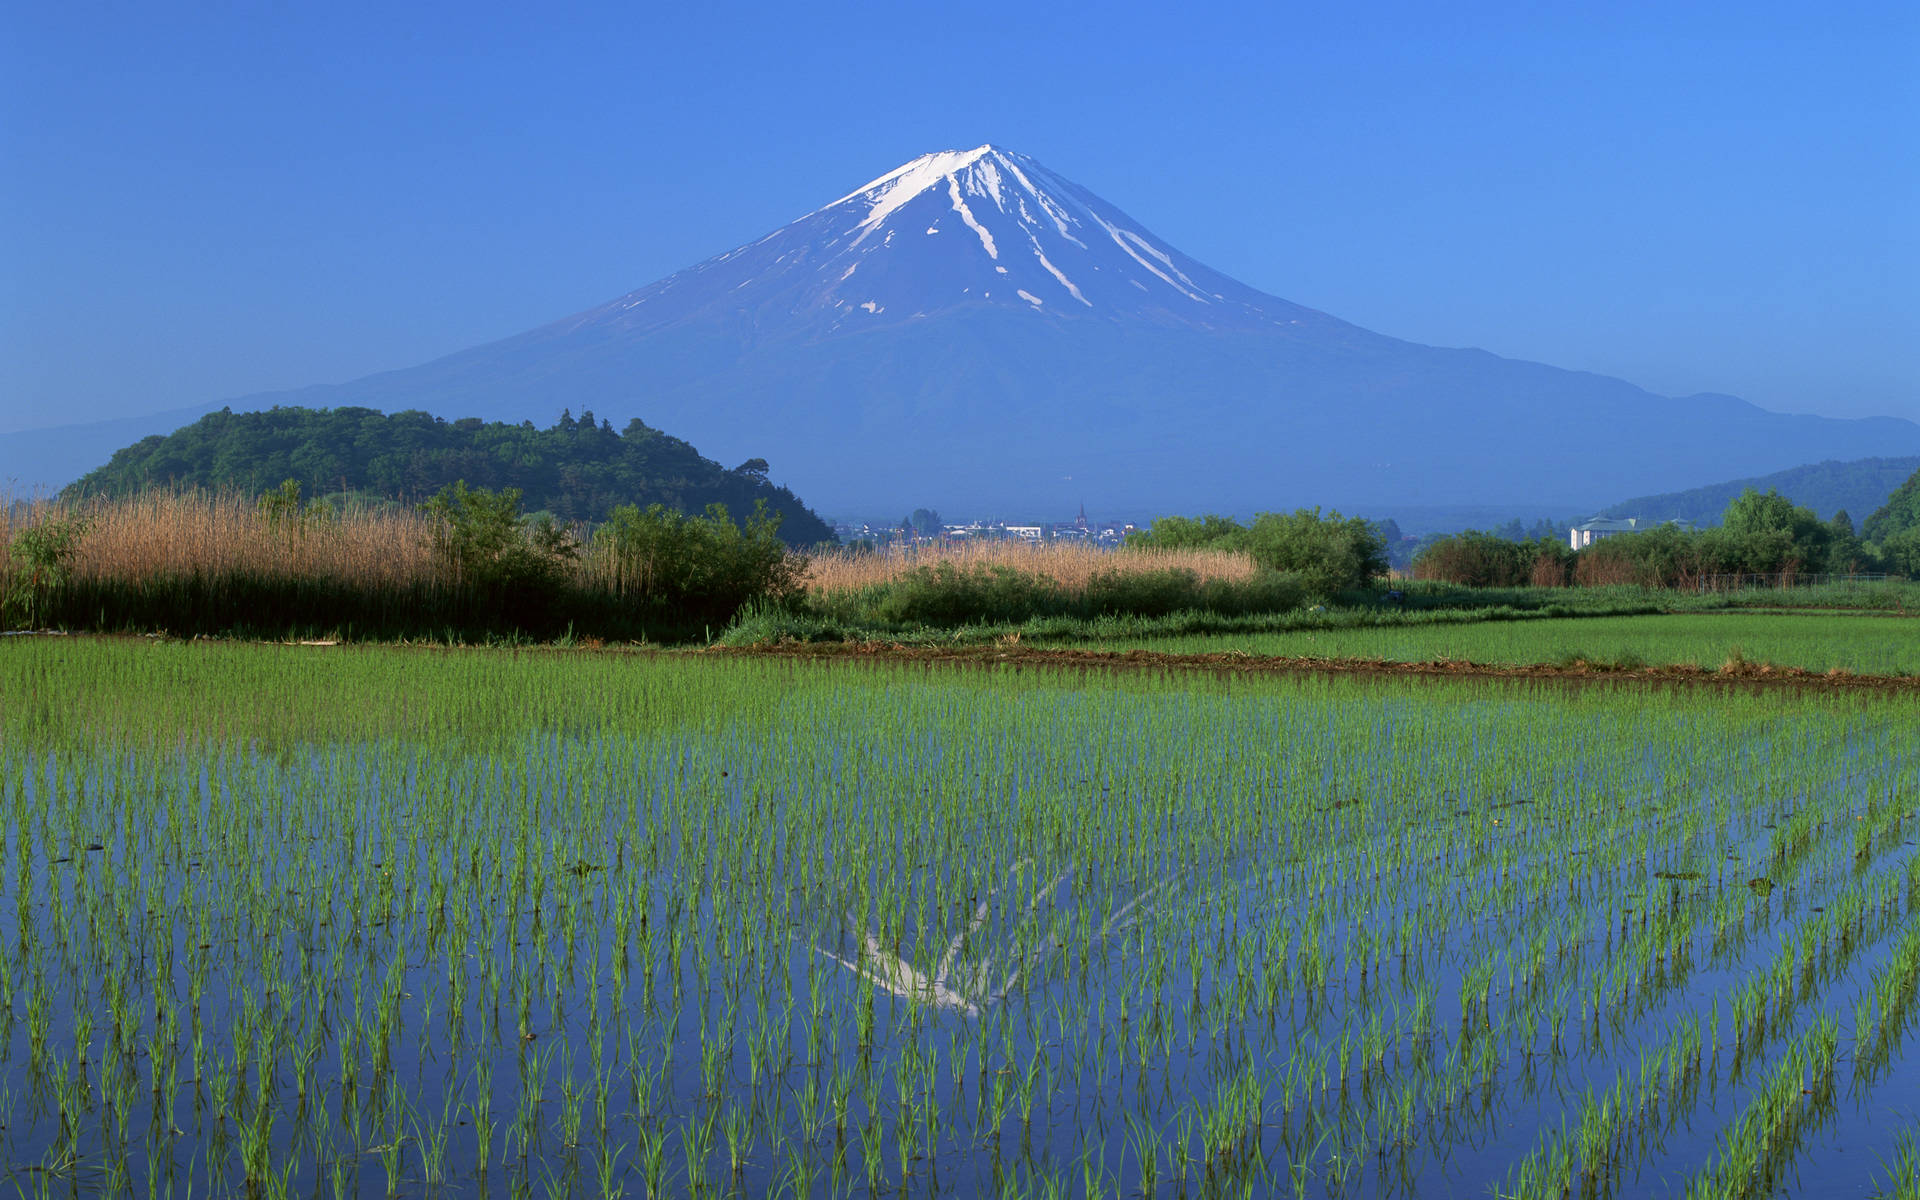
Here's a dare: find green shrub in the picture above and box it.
[717,600,856,645]
[870,563,1068,626]
[1128,509,1385,599]
[4,514,91,629]
[1204,571,1308,614]
[425,482,574,587]
[592,499,805,631]
[1081,567,1206,617]
[1879,529,1920,578]
[1414,532,1570,588]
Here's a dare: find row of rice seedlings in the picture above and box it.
[1493,842,1918,1199]
[1679,1014,1842,1200]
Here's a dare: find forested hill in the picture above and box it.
[66,407,838,546]
[1865,468,1920,543]
[1596,456,1920,527]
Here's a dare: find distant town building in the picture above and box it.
[1569,517,1694,550]
[833,512,1136,546]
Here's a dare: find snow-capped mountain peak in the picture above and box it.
[827,145,997,227]
[588,145,1323,336]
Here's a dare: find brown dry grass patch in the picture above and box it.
[806,540,1257,595]
[4,491,446,591]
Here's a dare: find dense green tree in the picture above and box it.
[1720,488,1830,571]
[1864,467,1920,543]
[67,406,836,546]
[1126,513,1247,550]
[1239,509,1388,596]
[1824,509,1867,574]
[1881,528,1920,576]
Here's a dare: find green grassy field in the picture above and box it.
[1067,610,1920,674]
[2,637,1918,1196]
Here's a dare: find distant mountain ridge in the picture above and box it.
[66,406,836,545]
[1595,457,1920,528]
[7,144,1918,514]
[1,403,223,497]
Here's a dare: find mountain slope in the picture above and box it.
[9,145,1917,514]
[1596,457,1920,527]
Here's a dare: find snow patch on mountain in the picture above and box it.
[1031,246,1090,307]
[946,176,998,259]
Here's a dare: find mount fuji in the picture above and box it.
[11,145,1919,516]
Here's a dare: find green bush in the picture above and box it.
[422,482,578,629]
[1209,572,1309,614]
[1127,509,1385,599]
[868,563,1067,626]
[3,514,91,629]
[717,600,858,645]
[1879,528,1920,578]
[1412,533,1571,588]
[425,482,575,588]
[592,499,806,632]
[1080,567,1203,617]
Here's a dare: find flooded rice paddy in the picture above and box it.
[1,640,1917,1197]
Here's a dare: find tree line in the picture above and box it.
[1413,487,1920,587]
[67,405,836,546]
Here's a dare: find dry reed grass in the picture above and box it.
[4,491,447,590]
[2,490,794,639]
[806,539,1258,594]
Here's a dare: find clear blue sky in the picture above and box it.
[3,1,1915,433]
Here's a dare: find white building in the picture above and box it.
[1569,517,1693,550]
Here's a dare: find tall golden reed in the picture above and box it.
[806,539,1257,595]
[2,491,446,593]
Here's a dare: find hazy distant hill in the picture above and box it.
[67,406,837,545]
[1595,457,1920,527]
[0,403,222,498]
